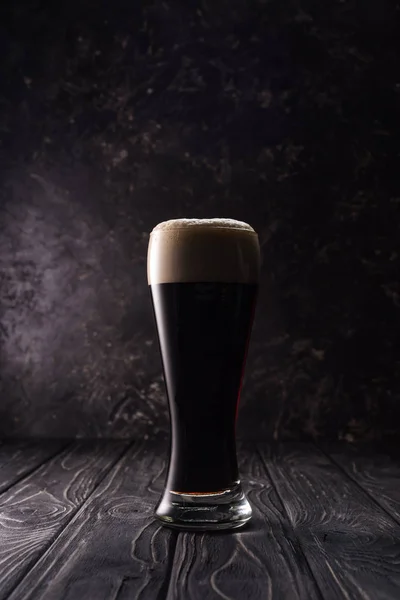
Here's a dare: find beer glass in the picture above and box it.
[148,218,260,530]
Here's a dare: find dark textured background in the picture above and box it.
[0,0,399,440]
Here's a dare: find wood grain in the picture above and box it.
[8,437,175,600]
[2,441,400,600]
[260,443,400,600]
[0,441,66,494]
[323,444,400,526]
[166,444,321,600]
[0,441,128,600]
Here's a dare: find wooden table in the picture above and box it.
[0,438,399,599]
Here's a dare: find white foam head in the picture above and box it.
[147,218,260,284]
[151,218,255,233]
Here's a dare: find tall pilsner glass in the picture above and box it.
[147,218,260,530]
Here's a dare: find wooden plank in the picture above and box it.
[0,441,66,494]
[260,443,400,600]
[322,443,400,526]
[166,444,321,600]
[8,437,176,600]
[0,440,128,600]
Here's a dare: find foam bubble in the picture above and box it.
[151,218,255,233]
[148,218,260,285]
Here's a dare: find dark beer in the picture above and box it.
[150,281,257,493]
[148,218,259,530]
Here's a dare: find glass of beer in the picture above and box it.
[148,218,260,530]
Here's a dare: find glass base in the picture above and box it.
[155,482,252,531]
